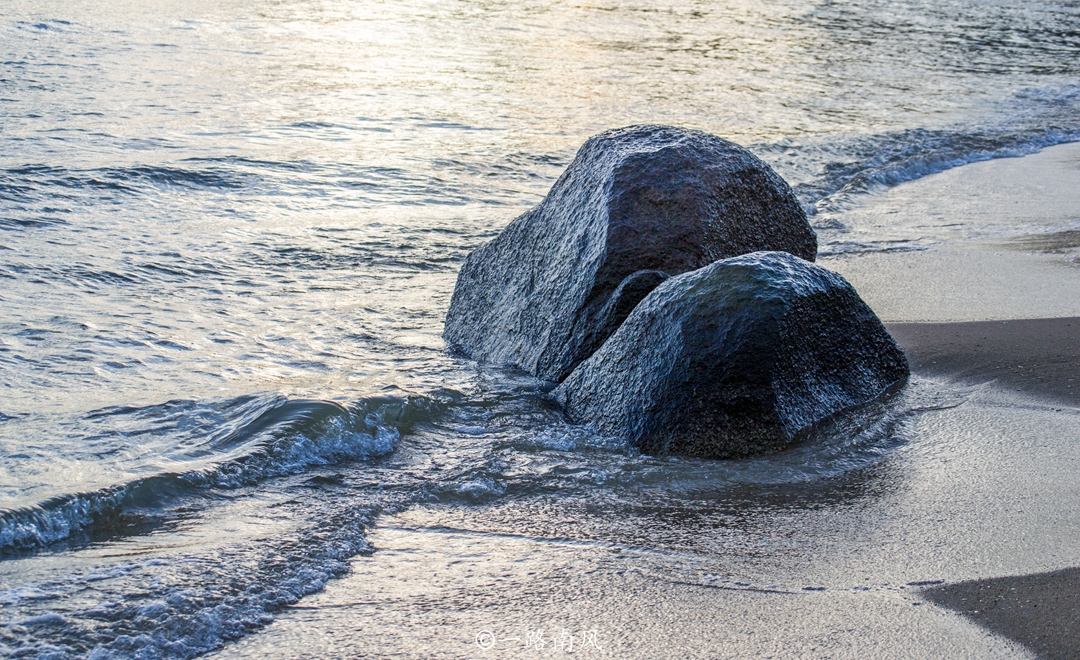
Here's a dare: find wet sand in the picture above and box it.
[892,318,1080,659]
[817,143,1080,658]
[210,145,1080,659]
[831,143,1080,659]
[923,567,1080,660]
[888,317,1080,407]
[820,140,1080,324]
[823,249,1080,322]
[213,318,1080,660]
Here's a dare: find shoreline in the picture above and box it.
[892,316,1080,658]
[211,315,1080,660]
[208,146,1080,660]
[821,140,1080,323]
[850,142,1080,657]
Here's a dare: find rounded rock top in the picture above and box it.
[444,125,816,382]
[554,251,909,458]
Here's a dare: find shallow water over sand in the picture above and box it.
[211,380,1080,659]
[2,0,1080,657]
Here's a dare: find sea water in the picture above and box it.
[1,0,1079,657]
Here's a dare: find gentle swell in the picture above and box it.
[753,83,1080,213]
[0,395,438,552]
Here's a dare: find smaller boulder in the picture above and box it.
[553,252,908,458]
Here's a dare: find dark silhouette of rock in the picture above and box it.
[444,125,816,382]
[553,252,908,458]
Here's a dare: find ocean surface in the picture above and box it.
[2,0,1079,657]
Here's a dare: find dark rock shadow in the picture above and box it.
[922,567,1080,660]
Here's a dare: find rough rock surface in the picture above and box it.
[553,251,909,458]
[444,125,815,382]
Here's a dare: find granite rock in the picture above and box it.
[553,251,909,458]
[444,125,815,382]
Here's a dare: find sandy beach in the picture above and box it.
[889,318,1080,408]
[204,144,1080,659]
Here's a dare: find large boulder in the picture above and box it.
[444,125,816,382]
[552,252,909,458]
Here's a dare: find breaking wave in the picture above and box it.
[0,395,438,552]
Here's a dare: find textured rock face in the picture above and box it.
[553,252,909,458]
[444,125,815,382]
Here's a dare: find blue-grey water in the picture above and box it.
[2,0,1079,657]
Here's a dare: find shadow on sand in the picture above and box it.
[923,567,1080,660]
